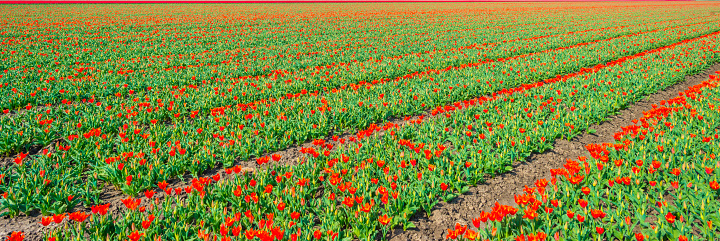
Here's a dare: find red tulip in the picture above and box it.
[711,181,720,190]
[7,232,24,241]
[68,211,89,223]
[590,209,606,219]
[144,190,155,199]
[128,231,143,241]
[578,199,588,208]
[52,213,65,224]
[378,214,391,225]
[581,187,590,195]
[665,212,676,224]
[290,212,300,220]
[41,216,53,226]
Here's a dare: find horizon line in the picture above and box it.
[0,0,699,3]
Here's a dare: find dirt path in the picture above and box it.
[388,63,720,241]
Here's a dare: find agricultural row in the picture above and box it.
[2,3,720,241]
[4,3,714,108]
[23,13,720,241]
[2,4,720,216]
[4,4,688,110]
[452,75,720,240]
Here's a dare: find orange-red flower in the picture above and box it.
[91,203,110,215]
[454,223,467,235]
[378,214,391,225]
[472,215,484,228]
[463,229,478,240]
[128,231,143,241]
[7,231,23,241]
[142,220,152,229]
[446,229,459,240]
[528,232,547,241]
[41,216,53,226]
[68,211,89,223]
[665,212,676,224]
[52,213,65,224]
[581,186,591,195]
[522,208,538,220]
[122,197,141,210]
[578,199,588,208]
[359,201,373,213]
[144,190,155,199]
[568,175,584,185]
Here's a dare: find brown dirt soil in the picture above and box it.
[2,63,719,241]
[388,63,720,241]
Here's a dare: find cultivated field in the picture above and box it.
[1,2,720,240]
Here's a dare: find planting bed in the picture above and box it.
[390,64,720,241]
[1,2,720,241]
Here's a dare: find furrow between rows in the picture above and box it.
[7,22,720,241]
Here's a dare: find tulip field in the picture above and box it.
[447,75,720,241]
[2,2,720,241]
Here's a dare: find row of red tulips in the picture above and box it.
[9,17,719,241]
[1,11,711,112]
[2,18,716,218]
[451,74,720,240]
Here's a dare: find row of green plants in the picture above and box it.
[5,14,697,154]
[449,74,720,240]
[1,11,712,111]
[2,18,717,218]
[15,18,720,241]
